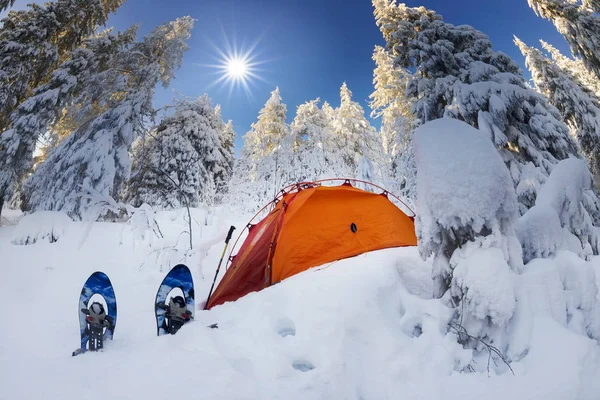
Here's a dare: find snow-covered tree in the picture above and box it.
[251,87,288,156]
[0,0,123,130]
[0,27,137,218]
[333,82,384,188]
[414,117,524,371]
[290,98,336,181]
[528,0,600,79]
[126,95,224,209]
[414,118,522,295]
[540,40,600,99]
[515,37,600,180]
[213,118,236,202]
[0,0,15,13]
[373,0,586,214]
[22,17,194,218]
[369,45,414,203]
[226,88,293,212]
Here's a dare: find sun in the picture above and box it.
[227,57,248,79]
[199,33,268,99]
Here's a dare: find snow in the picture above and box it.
[413,117,521,300]
[11,210,73,245]
[413,118,518,243]
[1,207,600,399]
[515,204,564,262]
[517,157,600,260]
[450,246,516,327]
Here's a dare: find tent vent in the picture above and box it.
[350,223,357,233]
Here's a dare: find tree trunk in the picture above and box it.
[0,193,4,224]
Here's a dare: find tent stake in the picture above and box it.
[204,225,236,310]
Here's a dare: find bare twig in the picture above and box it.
[449,322,515,377]
[151,166,193,250]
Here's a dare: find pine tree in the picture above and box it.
[126,95,223,209]
[22,17,194,217]
[0,0,123,131]
[373,0,585,214]
[515,37,600,178]
[528,0,600,79]
[369,45,414,202]
[0,27,137,217]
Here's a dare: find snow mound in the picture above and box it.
[11,211,73,245]
[0,208,23,226]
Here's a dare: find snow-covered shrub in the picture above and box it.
[414,117,524,373]
[537,158,600,257]
[11,211,73,245]
[517,158,600,262]
[515,205,564,263]
[554,251,600,340]
[413,118,522,296]
[517,252,600,342]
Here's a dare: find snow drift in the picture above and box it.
[1,207,600,399]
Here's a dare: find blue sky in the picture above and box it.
[6,0,572,153]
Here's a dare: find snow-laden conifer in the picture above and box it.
[0,0,123,130]
[528,0,600,79]
[515,37,600,181]
[369,45,414,203]
[0,28,137,217]
[373,0,584,214]
[22,17,194,217]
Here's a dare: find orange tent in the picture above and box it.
[206,179,417,309]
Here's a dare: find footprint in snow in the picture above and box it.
[276,318,296,337]
[292,360,315,372]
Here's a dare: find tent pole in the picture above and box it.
[204,225,236,310]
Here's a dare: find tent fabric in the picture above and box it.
[206,182,417,309]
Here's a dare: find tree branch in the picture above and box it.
[449,321,515,377]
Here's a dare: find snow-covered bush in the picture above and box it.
[517,158,600,262]
[414,118,522,295]
[11,211,73,245]
[414,117,524,372]
[515,204,564,262]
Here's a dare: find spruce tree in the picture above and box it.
[373,0,584,214]
[227,88,290,211]
[126,95,223,209]
[291,99,333,181]
[0,0,123,130]
[0,0,15,13]
[333,82,383,183]
[0,27,137,217]
[214,119,236,202]
[515,37,600,178]
[540,40,600,97]
[528,0,600,79]
[22,17,194,217]
[369,45,414,202]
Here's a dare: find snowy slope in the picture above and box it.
[1,208,599,400]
